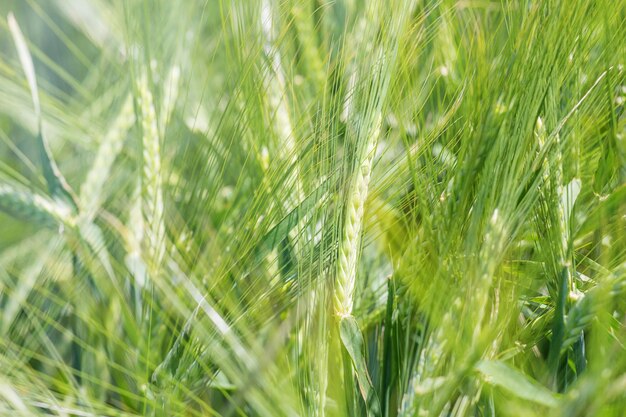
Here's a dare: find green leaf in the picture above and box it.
[256,179,329,259]
[6,13,41,122]
[476,360,559,408]
[7,12,77,209]
[560,178,581,224]
[339,316,381,417]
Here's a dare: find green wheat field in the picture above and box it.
[0,1,625,416]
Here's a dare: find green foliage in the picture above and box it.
[0,0,624,416]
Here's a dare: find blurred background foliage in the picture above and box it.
[0,1,625,416]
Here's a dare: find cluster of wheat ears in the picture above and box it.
[0,1,625,416]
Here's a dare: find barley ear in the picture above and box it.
[334,113,382,318]
[136,73,165,272]
[159,65,181,135]
[79,95,135,221]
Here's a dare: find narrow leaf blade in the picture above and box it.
[340,316,381,417]
[476,360,559,408]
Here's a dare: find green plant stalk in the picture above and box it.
[547,265,570,384]
[381,277,395,416]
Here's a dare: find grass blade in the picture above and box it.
[7,12,77,209]
[476,360,559,408]
[340,316,381,417]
